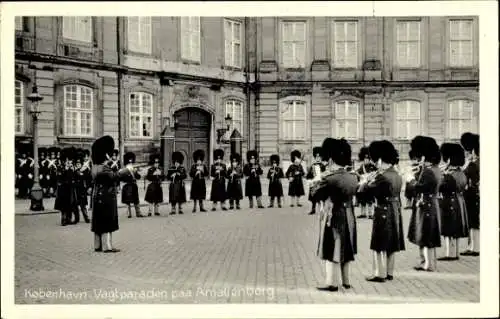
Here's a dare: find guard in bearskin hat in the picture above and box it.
[46,147,60,197]
[286,150,305,207]
[73,149,91,223]
[403,149,420,209]
[210,149,228,211]
[122,152,145,218]
[306,146,326,215]
[81,149,93,197]
[15,143,34,199]
[438,143,468,261]
[145,153,165,216]
[38,147,49,197]
[108,149,121,190]
[54,147,79,226]
[405,136,443,272]
[358,140,405,282]
[91,135,133,253]
[243,150,264,209]
[355,146,377,219]
[267,154,285,208]
[310,138,359,292]
[460,132,480,256]
[190,149,209,213]
[167,151,187,214]
[226,153,243,209]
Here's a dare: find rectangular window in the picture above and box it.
[448,100,475,139]
[333,101,360,139]
[333,21,358,68]
[449,20,473,67]
[128,17,152,54]
[225,100,243,135]
[396,21,421,67]
[62,17,92,43]
[15,80,24,134]
[64,85,93,137]
[224,19,242,68]
[181,17,201,62]
[394,100,421,139]
[282,21,306,68]
[15,17,23,31]
[129,92,153,138]
[281,100,306,140]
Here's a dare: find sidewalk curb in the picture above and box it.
[16,202,173,216]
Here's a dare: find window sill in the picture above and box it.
[62,38,94,47]
[223,65,243,72]
[395,67,423,71]
[125,50,153,58]
[181,59,201,66]
[57,136,95,143]
[280,140,308,144]
[283,67,306,72]
[332,67,359,71]
[448,66,475,70]
[127,136,155,141]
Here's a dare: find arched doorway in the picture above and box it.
[174,107,211,170]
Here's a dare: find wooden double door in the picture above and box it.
[174,107,211,170]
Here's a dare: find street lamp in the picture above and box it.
[27,85,44,211]
[216,113,233,144]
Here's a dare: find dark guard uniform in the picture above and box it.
[121,152,144,218]
[311,138,358,291]
[15,143,33,198]
[73,151,91,223]
[38,147,49,197]
[267,154,285,208]
[227,153,244,209]
[145,154,165,216]
[355,146,377,218]
[286,150,306,204]
[109,149,121,190]
[81,149,93,198]
[210,149,228,210]
[404,150,419,209]
[190,149,209,213]
[168,151,187,214]
[46,147,60,197]
[243,150,264,208]
[460,133,480,256]
[438,143,468,260]
[406,136,443,271]
[91,136,130,253]
[306,146,326,215]
[54,147,79,226]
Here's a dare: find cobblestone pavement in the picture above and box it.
[15,201,479,304]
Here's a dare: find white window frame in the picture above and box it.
[447,99,476,139]
[127,17,152,54]
[281,21,307,68]
[449,19,474,67]
[15,80,24,134]
[394,100,421,139]
[396,21,421,68]
[332,21,358,68]
[225,99,244,136]
[224,19,242,68]
[63,85,94,137]
[332,100,360,140]
[181,17,201,62]
[62,17,92,43]
[280,100,307,141]
[129,92,154,138]
[15,17,23,31]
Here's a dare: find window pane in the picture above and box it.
[397,43,407,66]
[15,17,23,31]
[396,22,407,41]
[396,121,406,138]
[408,22,420,41]
[294,102,306,117]
[449,120,459,139]
[283,23,292,41]
[407,101,420,118]
[345,42,357,67]
[460,41,473,66]
[335,22,346,41]
[234,22,241,41]
[336,121,346,137]
[233,43,241,67]
[294,121,306,139]
[407,41,419,66]
[408,120,420,137]
[346,102,358,118]
[335,102,346,118]
[294,22,306,41]
[346,120,358,138]
[449,41,460,66]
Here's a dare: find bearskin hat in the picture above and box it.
[47,147,57,156]
[74,150,84,164]
[230,153,241,163]
[410,135,427,159]
[320,137,337,161]
[408,149,417,161]
[460,132,475,152]
[331,138,351,167]
[270,154,280,164]
[193,149,205,162]
[83,149,91,157]
[472,134,479,156]
[149,153,161,165]
[60,147,75,162]
[358,146,370,161]
[214,149,224,160]
[313,146,322,158]
[442,143,465,167]
[172,151,184,164]
[369,140,398,165]
[247,150,258,162]
[420,137,441,165]
[38,147,47,157]
[291,150,301,161]
[112,149,119,157]
[91,135,115,164]
[124,152,136,164]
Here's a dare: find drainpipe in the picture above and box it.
[117,17,125,165]
[244,17,251,152]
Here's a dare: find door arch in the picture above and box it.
[174,107,211,170]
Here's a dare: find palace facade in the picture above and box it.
[15,16,479,168]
